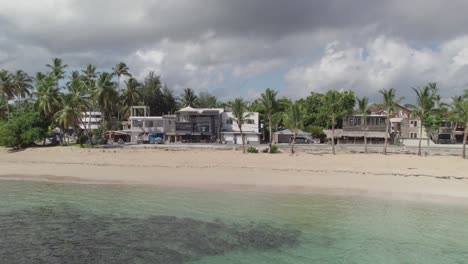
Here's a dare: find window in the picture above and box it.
[132,120,143,128]
[226,119,233,125]
[410,133,418,139]
[410,120,418,128]
[245,119,255,125]
[145,121,154,128]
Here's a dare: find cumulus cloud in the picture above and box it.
[285,36,468,101]
[1,0,468,99]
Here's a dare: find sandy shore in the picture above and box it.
[1,147,467,203]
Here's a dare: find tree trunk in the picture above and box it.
[239,125,246,154]
[363,122,368,154]
[291,130,297,154]
[6,101,10,121]
[418,118,423,156]
[331,113,336,155]
[117,75,121,122]
[268,115,273,153]
[463,125,467,159]
[384,114,389,155]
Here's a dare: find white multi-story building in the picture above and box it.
[79,111,102,130]
[221,112,261,145]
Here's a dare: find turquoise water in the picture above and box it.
[0,181,468,263]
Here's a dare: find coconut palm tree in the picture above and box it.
[112,62,131,95]
[284,102,304,154]
[181,88,198,107]
[230,98,250,153]
[82,64,99,133]
[122,78,142,118]
[322,90,355,155]
[112,62,131,121]
[66,73,92,141]
[356,96,370,153]
[46,58,68,88]
[450,94,468,158]
[94,72,118,129]
[82,64,98,83]
[34,75,61,120]
[11,70,33,107]
[378,88,403,155]
[0,70,13,120]
[54,93,88,144]
[411,85,438,156]
[259,88,278,153]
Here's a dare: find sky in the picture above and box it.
[1,0,468,102]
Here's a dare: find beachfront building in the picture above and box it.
[79,111,102,130]
[169,106,225,143]
[324,104,423,145]
[128,106,175,143]
[221,112,261,145]
[273,129,312,144]
[429,121,467,144]
[166,106,261,144]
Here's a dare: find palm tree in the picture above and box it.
[11,70,33,107]
[112,62,131,121]
[46,58,68,88]
[82,64,99,133]
[54,93,88,144]
[182,88,198,107]
[410,85,438,156]
[450,94,468,158]
[284,102,304,154]
[230,98,250,153]
[122,78,142,118]
[379,88,403,155]
[323,91,355,155]
[82,64,99,82]
[94,72,118,129]
[0,96,8,120]
[356,97,370,153]
[34,75,61,120]
[259,88,278,153]
[0,70,13,120]
[35,72,47,82]
[112,62,131,95]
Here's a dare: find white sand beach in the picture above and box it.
[0,147,467,203]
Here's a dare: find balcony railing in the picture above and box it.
[343,125,386,132]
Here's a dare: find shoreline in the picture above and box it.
[1,147,468,205]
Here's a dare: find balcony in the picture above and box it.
[343,125,386,132]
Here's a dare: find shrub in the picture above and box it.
[270,145,280,153]
[247,146,259,153]
[0,112,49,149]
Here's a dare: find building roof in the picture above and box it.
[274,129,311,136]
[177,106,225,114]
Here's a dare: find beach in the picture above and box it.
[0,146,467,203]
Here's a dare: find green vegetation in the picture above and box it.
[247,146,259,153]
[0,112,49,148]
[0,58,467,158]
[270,145,280,154]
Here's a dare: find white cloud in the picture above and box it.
[285,35,468,99]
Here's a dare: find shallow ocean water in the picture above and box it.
[0,180,467,264]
